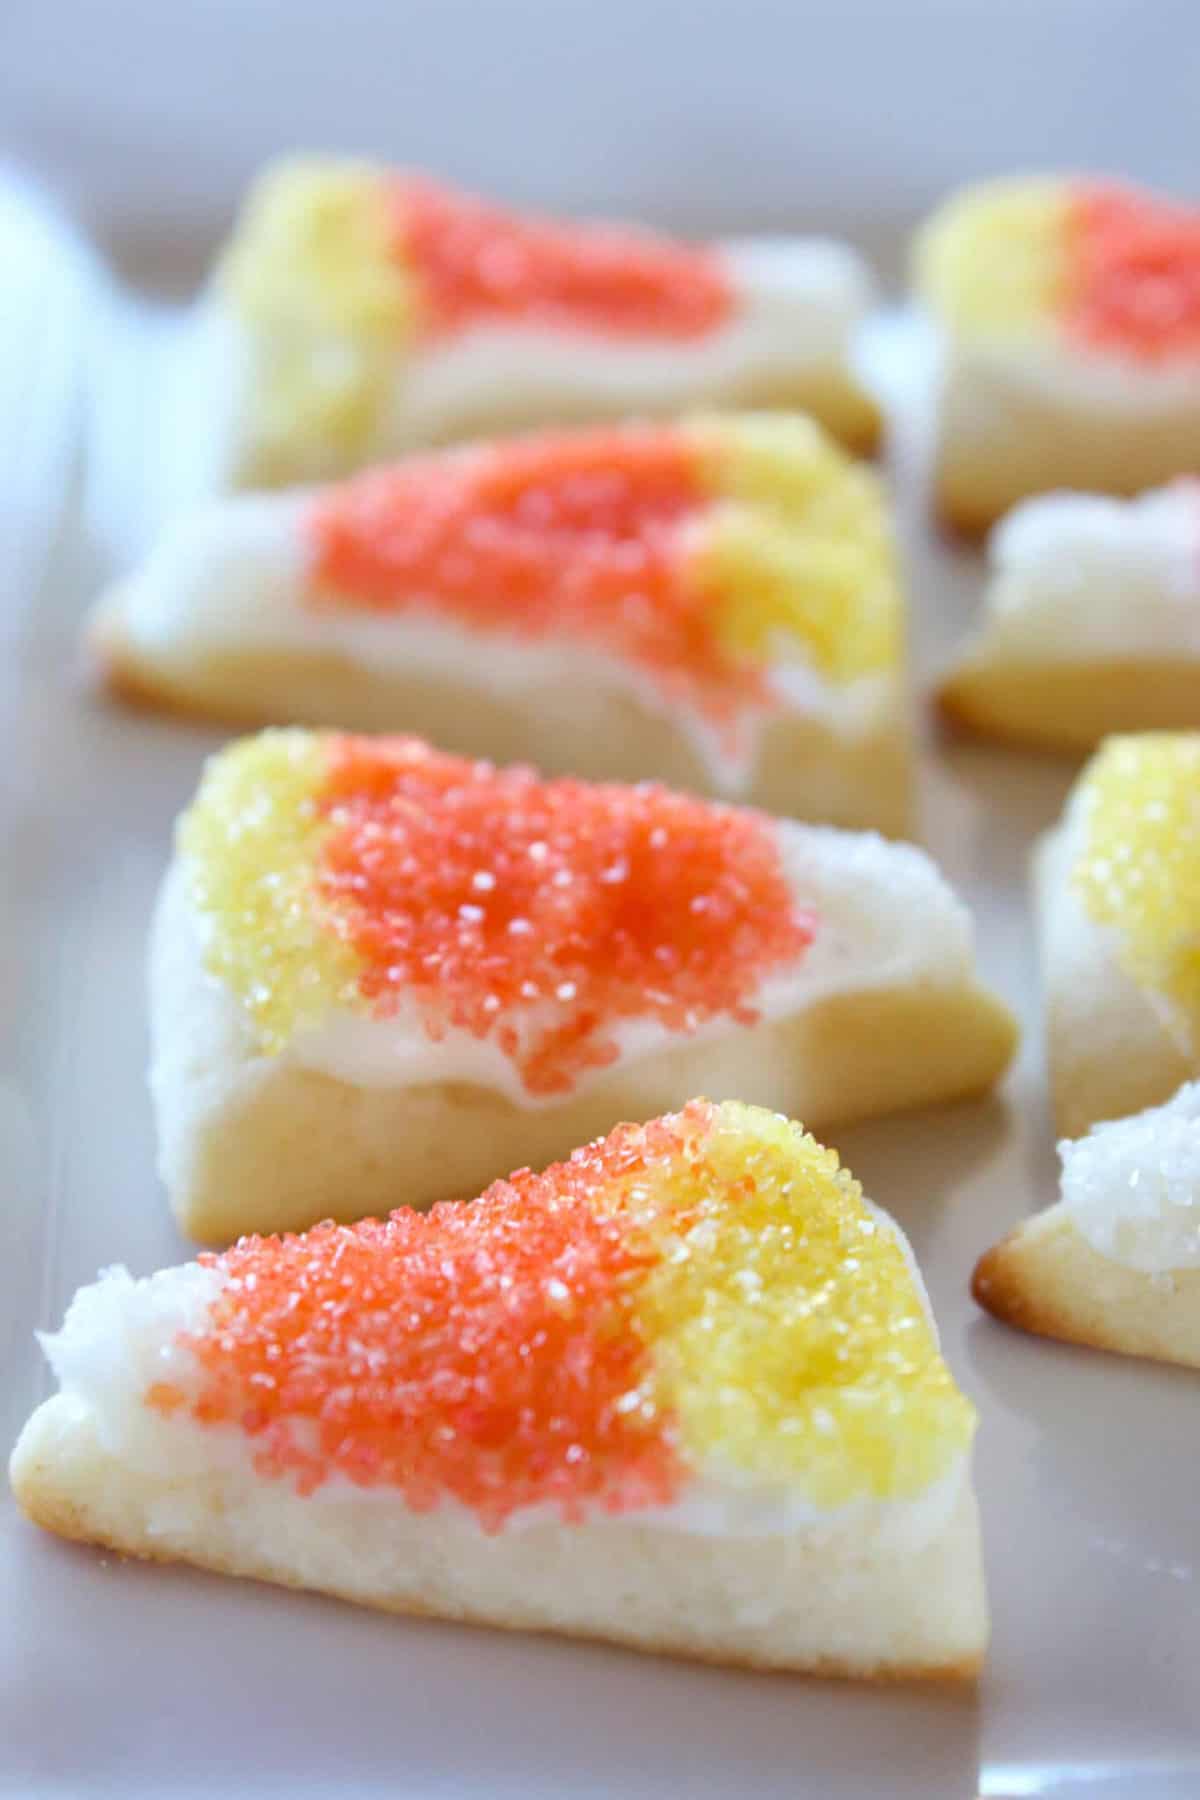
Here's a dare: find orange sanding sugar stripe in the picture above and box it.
[312,736,814,1095]
[170,1132,697,1528]
[306,428,774,733]
[1065,182,1200,361]
[386,175,733,341]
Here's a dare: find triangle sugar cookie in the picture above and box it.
[151,729,1016,1242]
[11,1100,987,1678]
[91,413,910,831]
[939,483,1200,752]
[913,177,1200,534]
[973,1081,1200,1369]
[201,157,880,486]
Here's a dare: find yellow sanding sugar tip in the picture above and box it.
[913,176,1070,339]
[221,158,414,335]
[178,730,359,1053]
[218,158,416,461]
[694,413,902,680]
[1073,733,1200,1049]
[633,1100,975,1505]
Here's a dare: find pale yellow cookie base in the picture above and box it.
[90,608,915,836]
[151,864,1016,1245]
[973,1203,1200,1369]
[1034,829,1193,1138]
[932,369,1200,538]
[10,1393,986,1680]
[938,655,1200,754]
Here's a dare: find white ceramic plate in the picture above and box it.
[2,8,1199,1792]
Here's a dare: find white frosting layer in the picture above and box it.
[977,482,1200,662]
[37,1215,964,1549]
[378,238,873,443]
[1062,1080,1200,1273]
[198,822,973,1102]
[107,486,894,796]
[115,489,310,655]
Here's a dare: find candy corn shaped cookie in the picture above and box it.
[973,1081,1200,1370]
[11,1100,988,1677]
[914,178,1200,533]
[206,157,880,486]
[939,481,1200,750]
[1036,733,1200,1136]
[153,732,1015,1243]
[93,414,911,830]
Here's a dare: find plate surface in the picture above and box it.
[2,9,1199,1792]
